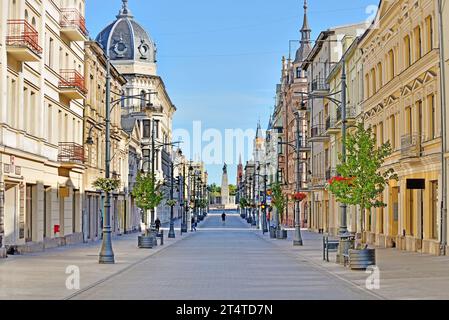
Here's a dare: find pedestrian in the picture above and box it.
[155,217,161,232]
[221,212,227,226]
[191,216,197,232]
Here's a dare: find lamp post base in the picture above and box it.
[168,225,176,239]
[99,229,115,264]
[293,226,303,246]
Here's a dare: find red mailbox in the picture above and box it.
[54,225,60,234]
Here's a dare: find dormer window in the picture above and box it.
[296,67,302,78]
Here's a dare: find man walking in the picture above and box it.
[221,212,227,226]
[191,216,197,232]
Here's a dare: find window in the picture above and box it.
[428,94,436,140]
[379,122,384,146]
[404,35,411,68]
[48,38,54,68]
[430,181,438,240]
[414,26,422,61]
[296,67,301,79]
[426,16,433,53]
[30,91,36,135]
[140,90,146,109]
[154,120,160,139]
[388,50,395,81]
[142,120,151,138]
[47,104,52,143]
[278,137,283,154]
[390,115,396,150]
[377,62,383,89]
[23,87,29,131]
[365,73,370,97]
[406,107,412,134]
[371,68,377,94]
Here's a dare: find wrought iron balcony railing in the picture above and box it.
[311,78,330,92]
[337,106,357,121]
[58,142,85,164]
[60,8,88,37]
[6,19,42,54]
[58,69,87,95]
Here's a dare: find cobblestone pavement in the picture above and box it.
[70,213,378,300]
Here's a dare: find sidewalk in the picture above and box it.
[0,229,192,300]
[257,228,449,300]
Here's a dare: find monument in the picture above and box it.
[221,164,230,205]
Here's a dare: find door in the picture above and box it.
[25,184,33,242]
[4,184,18,244]
[391,187,399,236]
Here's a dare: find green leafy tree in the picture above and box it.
[271,182,288,230]
[229,184,237,196]
[327,122,398,241]
[131,173,164,235]
[239,197,249,209]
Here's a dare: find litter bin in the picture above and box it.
[269,227,276,239]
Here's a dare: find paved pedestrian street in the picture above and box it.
[69,214,377,300]
[3,213,449,300]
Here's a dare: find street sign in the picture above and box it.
[266,196,272,205]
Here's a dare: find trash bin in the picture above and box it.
[269,227,276,239]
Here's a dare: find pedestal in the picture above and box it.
[336,237,355,265]
[0,248,6,259]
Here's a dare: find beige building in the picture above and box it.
[83,41,137,241]
[326,35,365,237]
[96,1,176,224]
[302,23,366,235]
[0,0,88,255]
[360,0,442,255]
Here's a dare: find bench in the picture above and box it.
[323,236,340,262]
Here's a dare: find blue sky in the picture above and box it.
[86,0,378,185]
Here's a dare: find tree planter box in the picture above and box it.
[276,230,288,240]
[349,249,376,270]
[138,235,154,249]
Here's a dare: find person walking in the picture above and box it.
[191,216,197,232]
[221,212,227,226]
[155,217,161,232]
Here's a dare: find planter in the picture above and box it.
[276,229,288,240]
[349,249,376,270]
[269,227,277,239]
[138,235,154,249]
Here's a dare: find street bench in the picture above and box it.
[323,236,340,262]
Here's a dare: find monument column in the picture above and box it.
[221,164,230,207]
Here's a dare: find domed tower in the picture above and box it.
[96,0,157,76]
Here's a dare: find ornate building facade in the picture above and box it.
[360,0,442,255]
[0,0,88,255]
[96,0,176,224]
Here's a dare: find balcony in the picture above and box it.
[58,143,85,167]
[297,137,311,152]
[58,69,87,100]
[6,20,42,62]
[325,168,338,181]
[325,116,339,134]
[311,78,330,93]
[336,106,357,125]
[309,125,329,142]
[311,175,326,189]
[60,9,88,41]
[401,133,422,160]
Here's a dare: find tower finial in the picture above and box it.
[117,0,133,18]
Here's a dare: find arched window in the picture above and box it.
[121,90,126,109]
[426,16,433,52]
[24,9,29,22]
[31,17,36,28]
[404,35,411,68]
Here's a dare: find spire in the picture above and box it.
[117,0,133,18]
[294,0,312,63]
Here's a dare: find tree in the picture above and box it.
[131,173,164,235]
[271,182,288,230]
[327,122,397,243]
[239,197,249,209]
[229,184,237,196]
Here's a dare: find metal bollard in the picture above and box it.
[160,230,164,246]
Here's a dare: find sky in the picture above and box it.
[86,0,378,185]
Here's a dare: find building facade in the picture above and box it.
[360,0,442,255]
[0,0,88,254]
[96,0,176,224]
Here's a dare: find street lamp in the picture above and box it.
[96,54,157,264]
[253,172,269,234]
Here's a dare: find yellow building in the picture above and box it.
[360,0,442,255]
[0,0,88,254]
[326,35,365,237]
